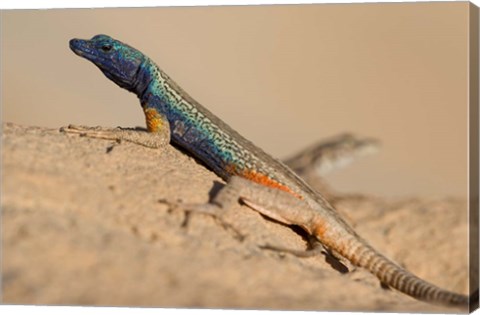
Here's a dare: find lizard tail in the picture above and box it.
[337,234,469,308]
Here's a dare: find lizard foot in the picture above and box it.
[61,124,128,139]
[261,236,350,273]
[158,198,245,241]
[60,124,169,149]
[260,237,326,258]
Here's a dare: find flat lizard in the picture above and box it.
[64,34,468,309]
[284,133,379,177]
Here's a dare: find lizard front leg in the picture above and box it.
[60,107,170,149]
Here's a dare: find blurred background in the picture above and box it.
[1,2,469,198]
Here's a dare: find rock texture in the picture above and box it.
[2,123,468,312]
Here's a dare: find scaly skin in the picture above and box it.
[68,34,469,309]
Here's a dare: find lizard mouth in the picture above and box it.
[69,38,98,61]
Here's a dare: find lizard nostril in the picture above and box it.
[69,39,80,49]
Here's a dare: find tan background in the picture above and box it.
[1,2,469,197]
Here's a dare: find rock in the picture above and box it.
[1,123,468,311]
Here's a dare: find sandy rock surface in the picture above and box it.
[2,123,468,312]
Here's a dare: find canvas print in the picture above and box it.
[1,2,478,313]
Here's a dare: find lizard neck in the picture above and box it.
[132,58,155,101]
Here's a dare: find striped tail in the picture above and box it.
[336,234,468,308]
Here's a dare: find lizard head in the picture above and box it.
[69,34,148,93]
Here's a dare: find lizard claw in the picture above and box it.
[260,241,326,258]
[60,124,123,139]
[158,199,245,241]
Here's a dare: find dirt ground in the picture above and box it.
[2,122,469,312]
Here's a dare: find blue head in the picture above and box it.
[69,34,151,95]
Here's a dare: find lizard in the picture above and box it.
[284,133,380,177]
[63,34,469,309]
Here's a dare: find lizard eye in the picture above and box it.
[101,44,112,52]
